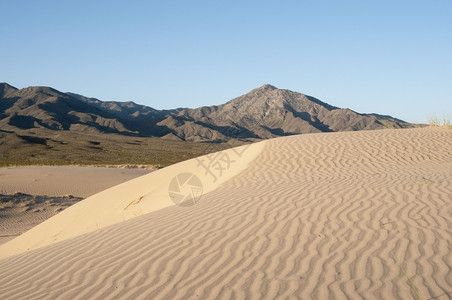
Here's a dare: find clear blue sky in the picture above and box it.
[2,0,451,123]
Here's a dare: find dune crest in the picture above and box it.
[0,142,266,259]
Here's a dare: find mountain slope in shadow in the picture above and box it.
[0,83,412,142]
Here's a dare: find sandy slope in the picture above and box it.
[0,142,265,259]
[0,128,451,300]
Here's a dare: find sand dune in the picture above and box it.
[0,128,451,299]
[0,143,265,259]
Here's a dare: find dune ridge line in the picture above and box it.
[0,141,266,259]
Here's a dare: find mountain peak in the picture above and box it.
[0,82,18,91]
[0,82,16,88]
[24,86,59,94]
[258,84,278,91]
[0,82,18,97]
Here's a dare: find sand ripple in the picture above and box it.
[0,128,451,299]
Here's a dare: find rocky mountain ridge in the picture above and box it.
[0,83,411,142]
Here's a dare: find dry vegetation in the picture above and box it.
[428,115,451,128]
[0,128,237,168]
[0,193,81,211]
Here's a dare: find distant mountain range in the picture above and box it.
[0,82,412,142]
